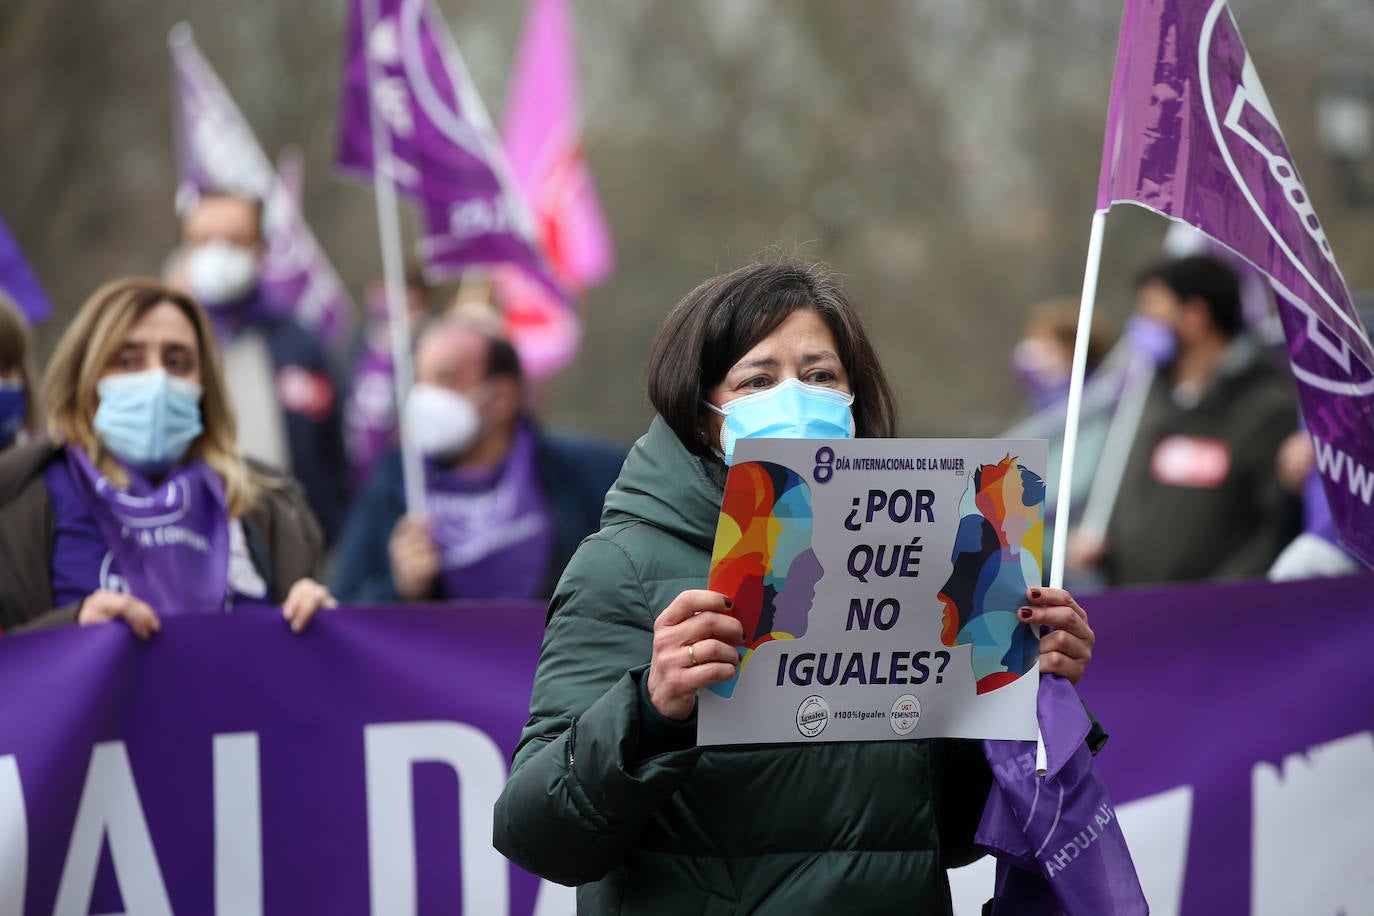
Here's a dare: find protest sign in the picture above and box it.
[698,437,1047,746]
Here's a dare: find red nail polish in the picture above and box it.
[1018,607,1033,621]
[1030,588,1042,600]
[724,598,734,610]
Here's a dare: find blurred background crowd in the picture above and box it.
[1,0,1372,616]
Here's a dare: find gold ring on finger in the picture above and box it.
[686,643,699,666]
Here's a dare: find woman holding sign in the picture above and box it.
[494,261,1097,913]
[0,278,333,636]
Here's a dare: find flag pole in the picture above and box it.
[1075,356,1154,547]
[1038,207,1108,775]
[362,0,425,514]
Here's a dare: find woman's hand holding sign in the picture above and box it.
[648,590,744,721]
[1020,586,1094,684]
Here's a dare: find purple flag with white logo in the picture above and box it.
[335,0,567,304]
[169,24,355,344]
[978,676,1148,915]
[1097,0,1374,568]
[0,214,52,324]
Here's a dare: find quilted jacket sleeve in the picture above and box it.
[492,534,702,886]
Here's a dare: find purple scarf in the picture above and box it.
[208,284,291,343]
[425,424,555,601]
[64,447,232,617]
[977,676,1148,915]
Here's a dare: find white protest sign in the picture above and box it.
[698,438,1047,746]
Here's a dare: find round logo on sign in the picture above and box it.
[795,695,830,738]
[890,694,922,736]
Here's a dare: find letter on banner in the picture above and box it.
[1252,731,1374,916]
[364,721,509,915]
[0,755,26,914]
[52,741,173,916]
[214,732,263,916]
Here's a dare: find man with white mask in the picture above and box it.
[174,189,349,543]
[330,318,624,602]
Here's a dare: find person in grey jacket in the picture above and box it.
[494,260,1097,914]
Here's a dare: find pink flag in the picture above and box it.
[493,0,612,380]
[1098,0,1374,567]
[169,24,356,345]
[502,0,613,289]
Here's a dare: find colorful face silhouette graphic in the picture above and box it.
[938,456,1045,695]
[708,461,822,698]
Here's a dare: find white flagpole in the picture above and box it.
[1075,355,1155,546]
[362,0,425,514]
[1037,207,1109,775]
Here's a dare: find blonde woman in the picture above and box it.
[0,278,334,636]
[0,292,39,449]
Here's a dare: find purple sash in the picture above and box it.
[426,424,555,600]
[65,447,231,617]
[978,676,1148,915]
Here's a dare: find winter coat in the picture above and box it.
[493,416,993,915]
[0,437,323,633]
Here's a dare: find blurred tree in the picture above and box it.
[2,0,1371,445]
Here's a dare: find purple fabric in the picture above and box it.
[335,0,568,306]
[63,447,231,617]
[0,213,52,323]
[426,424,555,600]
[978,676,1147,915]
[1097,0,1374,568]
[345,340,400,489]
[207,284,291,343]
[0,603,551,916]
[43,457,122,608]
[170,24,354,344]
[1,576,1372,911]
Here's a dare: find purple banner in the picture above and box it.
[169,24,355,345]
[1097,0,1374,567]
[4,577,1372,914]
[0,213,52,324]
[0,604,570,916]
[336,0,568,306]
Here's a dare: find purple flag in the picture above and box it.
[0,214,52,324]
[336,0,568,305]
[978,676,1148,915]
[169,24,355,345]
[1097,0,1374,567]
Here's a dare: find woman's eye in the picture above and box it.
[807,370,837,385]
[742,376,771,390]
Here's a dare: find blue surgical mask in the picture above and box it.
[0,381,25,448]
[92,368,204,472]
[706,378,855,465]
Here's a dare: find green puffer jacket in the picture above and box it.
[494,417,992,914]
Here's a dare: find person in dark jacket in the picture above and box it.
[174,189,350,543]
[331,317,624,602]
[493,260,1097,914]
[0,278,334,637]
[1071,255,1299,586]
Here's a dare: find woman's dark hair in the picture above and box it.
[1134,255,1244,338]
[646,260,898,457]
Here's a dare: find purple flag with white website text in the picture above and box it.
[169,24,355,344]
[1097,0,1374,567]
[336,0,568,305]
